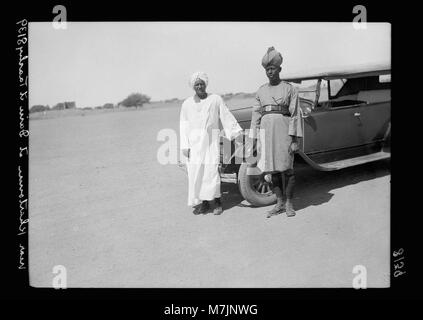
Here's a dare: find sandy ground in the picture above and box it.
[28,104,390,288]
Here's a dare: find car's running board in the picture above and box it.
[298,150,390,171]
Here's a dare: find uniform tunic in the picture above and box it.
[180,94,242,206]
[249,81,303,173]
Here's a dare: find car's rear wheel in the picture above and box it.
[237,162,276,207]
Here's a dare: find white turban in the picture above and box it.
[189,71,209,89]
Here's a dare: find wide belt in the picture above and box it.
[260,104,291,116]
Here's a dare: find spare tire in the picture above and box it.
[237,162,276,207]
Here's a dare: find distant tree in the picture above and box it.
[52,102,65,110]
[82,107,92,110]
[164,97,176,103]
[120,93,151,108]
[102,103,114,109]
[30,105,49,113]
[64,101,76,109]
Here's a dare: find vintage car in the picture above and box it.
[220,63,391,206]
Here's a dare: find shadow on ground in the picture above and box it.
[220,159,390,212]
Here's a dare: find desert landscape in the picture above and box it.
[28,97,390,288]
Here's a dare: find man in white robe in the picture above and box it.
[180,71,242,214]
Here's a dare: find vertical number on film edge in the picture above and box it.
[16,18,29,275]
[393,248,406,278]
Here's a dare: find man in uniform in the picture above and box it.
[249,47,303,218]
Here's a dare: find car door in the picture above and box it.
[353,75,391,144]
[302,76,390,155]
[302,102,368,154]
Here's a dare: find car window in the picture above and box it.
[292,79,328,104]
[332,76,390,99]
[295,80,317,102]
[319,80,328,101]
[379,74,391,83]
[329,79,346,97]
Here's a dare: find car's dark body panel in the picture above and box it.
[302,101,390,154]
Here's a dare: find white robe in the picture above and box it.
[180,94,242,206]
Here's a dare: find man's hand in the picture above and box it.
[182,148,190,159]
[288,142,298,155]
[288,137,299,155]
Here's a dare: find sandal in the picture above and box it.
[266,203,285,218]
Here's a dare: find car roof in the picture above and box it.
[281,62,391,83]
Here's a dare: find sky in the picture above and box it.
[29,22,390,108]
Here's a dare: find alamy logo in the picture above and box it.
[352,5,367,30]
[52,5,67,30]
[352,265,367,289]
[52,265,67,289]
